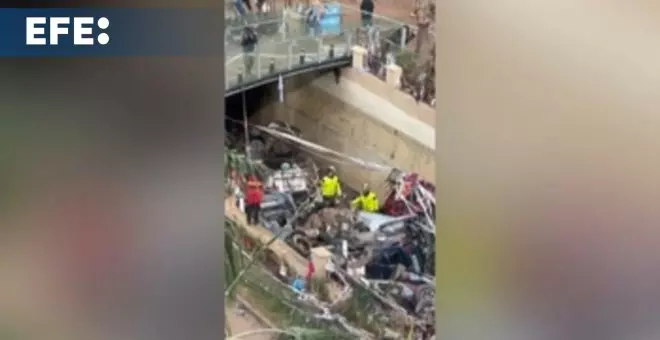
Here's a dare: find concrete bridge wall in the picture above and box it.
[252,68,436,197]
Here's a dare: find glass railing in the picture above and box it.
[225,27,354,89]
[225,4,357,90]
[336,4,413,79]
[224,2,434,106]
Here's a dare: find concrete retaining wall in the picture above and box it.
[252,66,435,196]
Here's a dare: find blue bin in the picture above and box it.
[319,2,342,36]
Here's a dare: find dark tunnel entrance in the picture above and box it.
[225,84,270,134]
[224,81,305,170]
[225,83,289,169]
[224,71,334,169]
[224,69,334,133]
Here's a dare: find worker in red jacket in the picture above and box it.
[245,175,264,226]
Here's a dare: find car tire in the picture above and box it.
[289,232,312,258]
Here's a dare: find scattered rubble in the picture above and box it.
[226,121,436,339]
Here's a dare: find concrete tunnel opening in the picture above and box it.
[225,79,295,171]
[225,70,335,132]
[224,71,337,170]
[224,84,268,133]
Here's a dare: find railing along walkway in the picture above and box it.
[224,3,412,96]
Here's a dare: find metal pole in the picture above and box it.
[281,8,287,41]
[400,26,407,49]
[242,91,251,159]
[256,44,261,78]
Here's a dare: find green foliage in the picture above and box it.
[225,217,359,339]
[395,50,419,73]
[224,219,244,301]
[224,147,273,190]
[339,286,383,336]
[309,277,331,302]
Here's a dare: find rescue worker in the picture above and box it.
[306,0,324,37]
[245,175,264,225]
[320,166,342,206]
[351,183,379,213]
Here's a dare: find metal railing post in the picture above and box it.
[281,11,287,42]
[367,26,374,48]
[288,41,293,69]
[225,55,229,88]
[256,44,261,78]
[269,58,276,74]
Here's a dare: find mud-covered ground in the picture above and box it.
[226,304,275,340]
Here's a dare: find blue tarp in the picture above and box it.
[291,278,306,293]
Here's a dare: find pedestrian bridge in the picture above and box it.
[224,4,410,97]
[225,5,435,199]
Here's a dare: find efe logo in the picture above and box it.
[26,17,110,46]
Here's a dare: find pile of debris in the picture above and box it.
[226,121,436,339]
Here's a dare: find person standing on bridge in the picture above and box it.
[245,175,264,225]
[360,0,375,28]
[351,183,380,213]
[233,0,247,17]
[320,166,342,206]
[306,0,325,37]
[241,26,259,77]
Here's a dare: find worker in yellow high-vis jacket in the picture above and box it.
[320,166,342,206]
[351,183,379,213]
